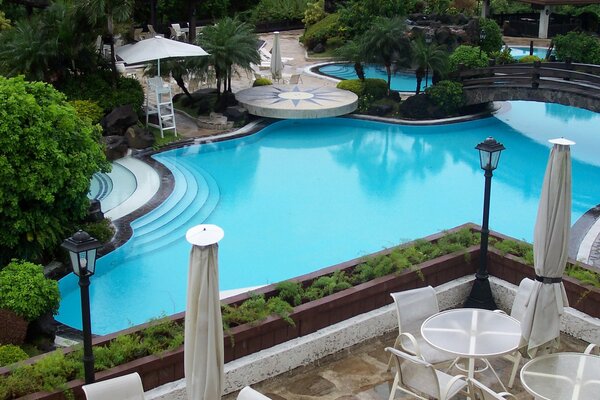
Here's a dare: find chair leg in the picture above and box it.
[388,372,400,400]
[507,352,522,388]
[387,336,401,371]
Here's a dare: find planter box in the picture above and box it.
[7,223,600,399]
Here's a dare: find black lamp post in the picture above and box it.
[61,230,102,384]
[479,28,487,57]
[465,137,505,310]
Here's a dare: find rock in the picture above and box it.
[102,135,128,160]
[26,312,57,351]
[101,104,139,136]
[368,104,393,116]
[224,106,248,122]
[43,261,67,280]
[313,43,325,53]
[125,125,155,149]
[87,199,104,222]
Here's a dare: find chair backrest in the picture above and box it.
[390,286,439,337]
[386,347,441,399]
[237,386,272,400]
[82,372,144,400]
[133,28,144,41]
[468,378,514,399]
[148,24,157,34]
[172,23,182,32]
[510,278,534,321]
[288,74,301,84]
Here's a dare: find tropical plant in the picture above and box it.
[0,77,110,263]
[197,16,260,96]
[0,345,29,367]
[410,36,449,94]
[519,55,541,63]
[76,0,134,81]
[490,46,516,65]
[362,17,410,93]
[303,0,326,26]
[250,0,309,25]
[0,260,60,321]
[69,100,105,124]
[425,80,465,114]
[479,18,503,55]
[337,0,410,37]
[301,12,340,50]
[333,40,366,80]
[253,77,273,86]
[553,31,600,64]
[448,44,489,72]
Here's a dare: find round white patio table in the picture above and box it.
[421,309,521,389]
[520,352,600,400]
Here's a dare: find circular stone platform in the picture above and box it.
[235,84,358,119]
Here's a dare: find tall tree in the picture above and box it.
[197,16,260,96]
[361,17,409,93]
[333,40,366,81]
[410,36,448,94]
[77,0,133,81]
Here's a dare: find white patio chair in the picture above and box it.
[133,28,147,42]
[147,24,164,38]
[237,386,271,399]
[171,23,187,41]
[467,378,516,399]
[287,74,303,84]
[387,286,455,369]
[501,277,535,388]
[82,372,145,400]
[386,347,467,400]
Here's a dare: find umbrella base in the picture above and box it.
[464,276,497,310]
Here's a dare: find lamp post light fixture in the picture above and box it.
[479,28,487,57]
[465,137,505,310]
[61,230,102,384]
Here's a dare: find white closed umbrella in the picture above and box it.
[270,32,284,82]
[184,224,224,400]
[520,138,574,357]
[116,36,208,76]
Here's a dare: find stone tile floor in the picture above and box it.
[223,331,589,400]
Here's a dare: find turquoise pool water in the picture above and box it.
[57,101,600,335]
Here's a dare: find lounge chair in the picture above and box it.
[147,24,164,38]
[82,372,145,400]
[171,23,187,41]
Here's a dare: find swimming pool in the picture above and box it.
[57,101,600,334]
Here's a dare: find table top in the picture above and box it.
[421,309,521,358]
[520,352,600,400]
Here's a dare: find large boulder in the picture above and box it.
[125,125,155,149]
[101,104,139,136]
[224,106,248,122]
[87,199,104,222]
[102,135,128,160]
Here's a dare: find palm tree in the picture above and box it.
[197,17,260,97]
[410,36,449,94]
[333,40,366,81]
[361,17,410,93]
[77,0,133,81]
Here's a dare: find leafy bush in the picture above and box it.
[275,281,304,306]
[362,78,388,99]
[448,45,489,72]
[250,0,309,24]
[490,47,516,65]
[479,18,503,54]
[425,80,465,114]
[0,76,109,263]
[301,12,340,49]
[80,219,115,244]
[303,0,326,26]
[519,55,541,63]
[69,100,104,124]
[0,260,60,321]
[337,0,410,37]
[0,345,28,367]
[492,239,534,265]
[56,71,144,113]
[222,293,295,329]
[336,78,362,95]
[553,31,600,64]
[253,77,273,86]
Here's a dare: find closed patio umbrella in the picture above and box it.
[116,36,208,76]
[184,224,224,400]
[270,32,284,82]
[520,138,574,357]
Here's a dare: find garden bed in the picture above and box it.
[3,223,600,399]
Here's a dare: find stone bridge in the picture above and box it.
[458,62,600,113]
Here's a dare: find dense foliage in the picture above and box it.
[250,0,309,24]
[448,45,489,71]
[519,55,541,63]
[301,12,340,49]
[69,100,105,124]
[479,18,502,55]
[253,77,273,86]
[337,0,410,37]
[553,31,600,64]
[425,80,465,114]
[0,260,60,321]
[0,345,28,368]
[0,77,109,263]
[490,47,516,65]
[303,0,326,25]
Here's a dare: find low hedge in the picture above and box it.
[301,12,340,50]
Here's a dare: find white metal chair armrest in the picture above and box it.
[441,374,467,400]
[237,386,271,400]
[493,309,507,315]
[584,343,600,355]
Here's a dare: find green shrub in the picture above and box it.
[325,36,344,49]
[492,239,534,265]
[0,260,60,321]
[57,71,144,113]
[304,270,351,301]
[448,45,489,72]
[303,0,326,26]
[519,55,541,63]
[362,78,388,99]
[490,46,516,65]
[275,281,304,306]
[553,31,600,64]
[80,219,115,244]
[0,345,29,367]
[253,77,272,86]
[69,100,104,124]
[425,80,465,114]
[479,18,503,54]
[336,79,362,95]
[301,12,340,49]
[251,0,309,24]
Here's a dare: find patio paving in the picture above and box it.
[222,330,589,400]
